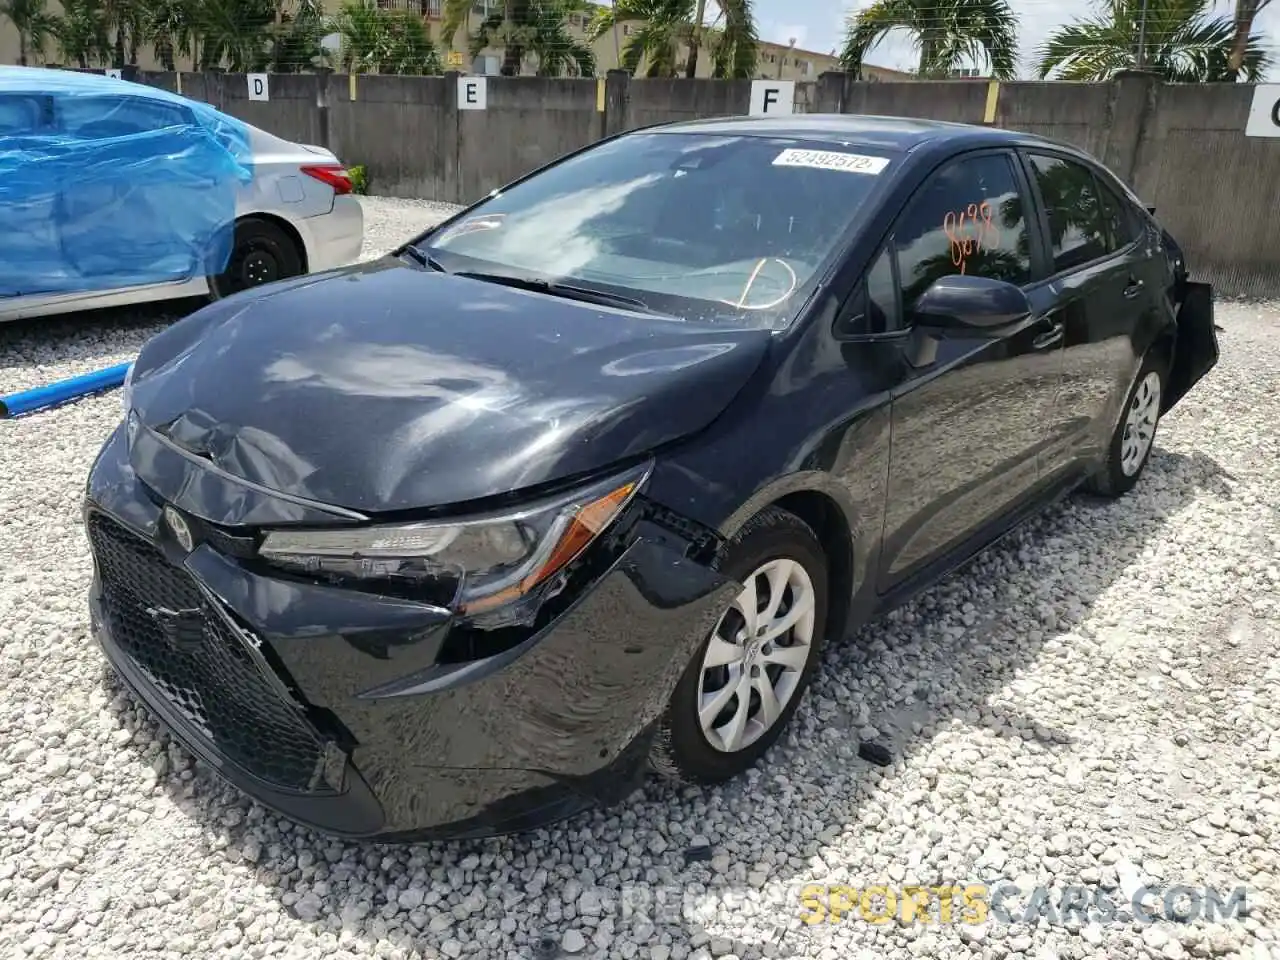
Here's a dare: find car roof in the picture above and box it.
[642,113,1076,157]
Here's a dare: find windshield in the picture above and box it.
[418,133,898,329]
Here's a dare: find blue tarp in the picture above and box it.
[0,66,254,298]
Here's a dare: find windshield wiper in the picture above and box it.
[452,270,667,315]
[400,245,447,272]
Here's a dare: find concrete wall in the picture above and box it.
[94,68,1280,296]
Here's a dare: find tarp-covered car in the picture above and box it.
[0,66,362,322]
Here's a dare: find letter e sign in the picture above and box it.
[248,73,269,102]
[749,80,794,117]
[1245,83,1280,137]
[458,76,487,111]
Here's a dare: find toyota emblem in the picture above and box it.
[164,506,194,553]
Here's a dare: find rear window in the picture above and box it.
[426,133,899,328]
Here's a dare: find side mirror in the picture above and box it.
[912,274,1031,334]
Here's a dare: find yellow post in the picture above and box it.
[176,72,182,95]
[349,72,358,101]
[983,81,1000,125]
[596,77,606,113]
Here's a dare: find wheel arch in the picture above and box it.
[234,211,310,274]
[772,490,855,650]
[717,473,861,649]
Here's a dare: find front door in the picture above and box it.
[876,150,1063,593]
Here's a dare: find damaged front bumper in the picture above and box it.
[84,423,736,840]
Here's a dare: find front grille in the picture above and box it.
[87,512,335,794]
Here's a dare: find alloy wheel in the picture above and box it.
[696,558,816,753]
[1120,370,1162,476]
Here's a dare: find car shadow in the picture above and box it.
[0,299,202,375]
[94,446,1232,960]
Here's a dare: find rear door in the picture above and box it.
[1020,151,1160,481]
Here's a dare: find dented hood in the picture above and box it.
[127,258,772,515]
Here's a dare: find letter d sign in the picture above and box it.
[749,80,794,117]
[247,73,269,101]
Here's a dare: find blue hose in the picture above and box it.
[0,361,132,419]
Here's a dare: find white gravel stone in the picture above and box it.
[1,200,1278,959]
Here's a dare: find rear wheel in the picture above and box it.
[208,217,304,301]
[1086,348,1168,497]
[649,506,828,784]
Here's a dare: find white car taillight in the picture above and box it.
[299,164,353,196]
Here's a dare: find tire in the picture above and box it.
[208,217,304,301]
[649,506,829,785]
[1085,348,1168,497]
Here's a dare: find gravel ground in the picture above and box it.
[1,196,1277,960]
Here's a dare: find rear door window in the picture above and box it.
[1097,179,1141,253]
[1027,153,1110,273]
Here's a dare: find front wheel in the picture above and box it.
[208,217,304,301]
[1086,349,1167,497]
[649,506,829,785]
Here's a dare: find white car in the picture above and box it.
[0,68,363,323]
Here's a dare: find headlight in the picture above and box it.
[120,362,135,414]
[257,462,651,614]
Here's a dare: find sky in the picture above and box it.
[745,0,1280,79]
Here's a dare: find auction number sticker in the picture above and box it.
[772,148,890,175]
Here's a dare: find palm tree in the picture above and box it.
[380,9,443,74]
[707,0,757,77]
[267,0,326,71]
[839,0,1019,80]
[196,0,275,70]
[1035,0,1269,81]
[331,1,443,74]
[468,0,594,76]
[683,0,705,76]
[94,0,142,66]
[528,0,596,76]
[333,0,385,71]
[467,0,535,75]
[440,0,472,53]
[0,0,59,65]
[1227,0,1269,77]
[586,0,691,77]
[56,0,110,66]
[144,0,194,70]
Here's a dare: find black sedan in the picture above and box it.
[85,114,1218,841]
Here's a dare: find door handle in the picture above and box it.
[1031,320,1064,351]
[1123,278,1145,299]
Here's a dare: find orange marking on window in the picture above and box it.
[942,201,1002,275]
